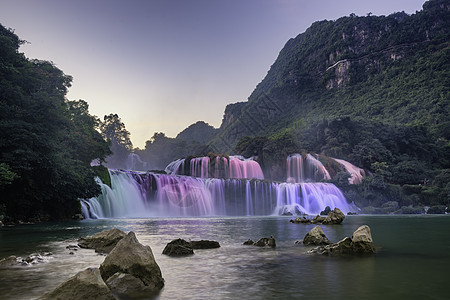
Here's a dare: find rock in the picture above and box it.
[162,239,194,256]
[253,236,276,248]
[0,255,17,267]
[106,272,157,299]
[0,221,3,227]
[309,225,375,256]
[290,217,311,224]
[322,208,345,224]
[190,240,220,249]
[66,245,79,251]
[320,206,331,216]
[72,214,84,220]
[351,225,376,254]
[347,212,357,215]
[311,215,326,224]
[303,225,331,246]
[243,239,254,245]
[100,231,164,298]
[78,228,126,254]
[38,267,115,300]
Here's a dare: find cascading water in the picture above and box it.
[165,155,264,180]
[125,153,148,171]
[286,153,331,183]
[82,169,356,219]
[333,158,366,184]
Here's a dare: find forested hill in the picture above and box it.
[210,0,449,152]
[0,25,111,222]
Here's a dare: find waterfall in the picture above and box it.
[333,158,366,184]
[165,155,264,180]
[125,153,148,171]
[82,169,356,218]
[287,153,331,182]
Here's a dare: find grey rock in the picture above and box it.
[100,231,164,297]
[38,268,115,300]
[303,225,331,246]
[78,228,126,254]
[309,225,375,256]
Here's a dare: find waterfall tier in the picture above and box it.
[165,155,264,180]
[286,154,331,183]
[81,169,356,219]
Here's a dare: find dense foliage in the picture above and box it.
[218,0,450,211]
[136,132,213,170]
[0,25,111,222]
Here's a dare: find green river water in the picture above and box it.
[0,215,449,299]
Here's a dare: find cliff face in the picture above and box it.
[209,0,449,153]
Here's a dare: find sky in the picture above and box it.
[1,0,426,148]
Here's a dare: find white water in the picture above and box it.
[165,155,264,180]
[82,169,356,218]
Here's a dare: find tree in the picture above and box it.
[100,113,132,169]
[0,25,111,221]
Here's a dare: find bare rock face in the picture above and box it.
[309,225,375,256]
[78,228,127,254]
[303,225,331,246]
[100,232,164,299]
[39,268,115,300]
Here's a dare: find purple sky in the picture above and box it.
[1,0,425,148]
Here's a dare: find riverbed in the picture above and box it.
[1,215,449,299]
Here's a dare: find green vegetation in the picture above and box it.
[0,25,111,222]
[217,0,450,211]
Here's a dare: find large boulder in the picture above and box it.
[322,208,345,225]
[351,225,376,254]
[162,239,194,256]
[100,231,164,299]
[303,225,331,246]
[39,268,115,300]
[309,225,375,256]
[78,228,126,254]
[190,240,220,249]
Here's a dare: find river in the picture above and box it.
[0,215,449,299]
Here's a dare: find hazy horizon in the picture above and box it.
[1,0,425,148]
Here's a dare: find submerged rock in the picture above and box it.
[309,225,375,256]
[39,267,115,300]
[245,236,276,248]
[302,226,331,246]
[72,214,84,220]
[100,231,164,298]
[190,240,220,249]
[0,255,17,267]
[162,239,194,256]
[78,228,126,254]
[290,217,311,224]
[290,208,345,225]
